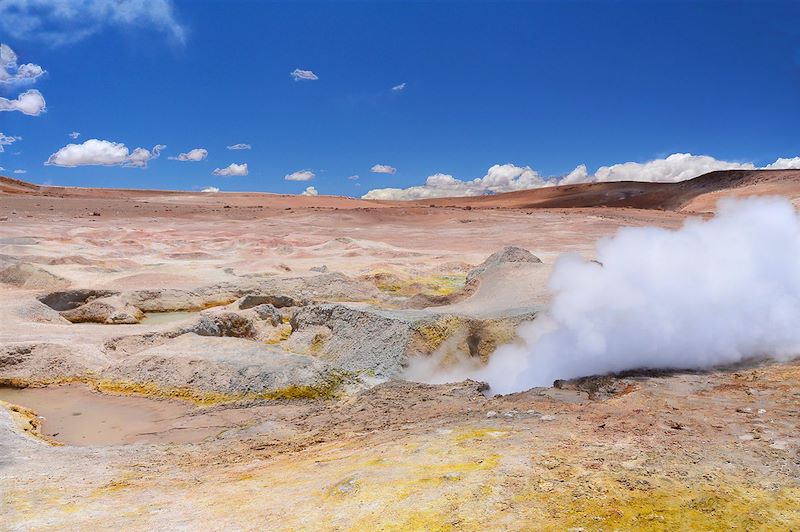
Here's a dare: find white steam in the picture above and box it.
[422,197,800,393]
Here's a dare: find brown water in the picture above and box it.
[0,384,214,446]
[140,311,198,325]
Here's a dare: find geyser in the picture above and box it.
[469,196,800,394]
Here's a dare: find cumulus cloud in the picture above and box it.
[371,164,396,174]
[13,169,26,174]
[764,157,800,170]
[213,163,248,176]
[290,69,318,81]
[363,153,800,200]
[0,132,21,153]
[392,82,406,92]
[0,44,46,85]
[169,148,207,161]
[285,169,315,181]
[69,131,80,139]
[226,143,251,150]
[0,89,46,116]
[300,186,318,196]
[363,164,551,200]
[45,139,164,168]
[201,186,219,193]
[560,153,756,185]
[0,0,185,46]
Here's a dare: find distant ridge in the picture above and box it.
[0,175,41,194]
[3,169,799,212]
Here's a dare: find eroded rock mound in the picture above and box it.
[288,303,537,377]
[60,296,144,324]
[105,334,335,397]
[37,289,118,311]
[0,263,71,290]
[466,246,542,282]
[0,343,101,384]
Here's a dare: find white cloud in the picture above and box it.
[169,148,207,161]
[69,131,80,139]
[391,82,406,92]
[201,186,219,193]
[363,164,550,200]
[0,132,21,153]
[763,157,800,170]
[226,143,251,150]
[371,164,396,174]
[0,44,46,85]
[362,153,800,201]
[347,174,360,180]
[45,139,164,168]
[0,89,46,116]
[560,153,756,185]
[290,69,318,81]
[0,0,185,46]
[213,163,248,176]
[13,169,26,174]
[300,186,318,196]
[285,169,315,181]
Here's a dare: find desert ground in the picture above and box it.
[2,170,800,529]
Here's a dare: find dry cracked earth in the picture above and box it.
[1,180,799,530]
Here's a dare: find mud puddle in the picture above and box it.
[0,384,231,446]
[140,311,198,325]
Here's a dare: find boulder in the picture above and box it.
[37,289,118,311]
[60,296,144,324]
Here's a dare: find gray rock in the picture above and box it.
[0,343,103,383]
[107,334,334,396]
[466,246,542,283]
[60,296,144,324]
[37,289,118,311]
[237,294,299,310]
[250,304,282,326]
[0,263,71,290]
[288,303,537,377]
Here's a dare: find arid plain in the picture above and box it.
[2,170,800,529]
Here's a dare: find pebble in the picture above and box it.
[736,407,752,414]
[757,408,767,415]
[486,411,497,418]
[540,414,557,421]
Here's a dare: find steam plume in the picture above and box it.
[460,197,800,393]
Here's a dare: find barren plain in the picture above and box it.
[2,170,800,529]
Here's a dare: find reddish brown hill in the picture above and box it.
[402,169,800,211]
[0,175,41,194]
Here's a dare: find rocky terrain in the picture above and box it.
[1,171,799,529]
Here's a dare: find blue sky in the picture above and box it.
[1,0,799,198]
